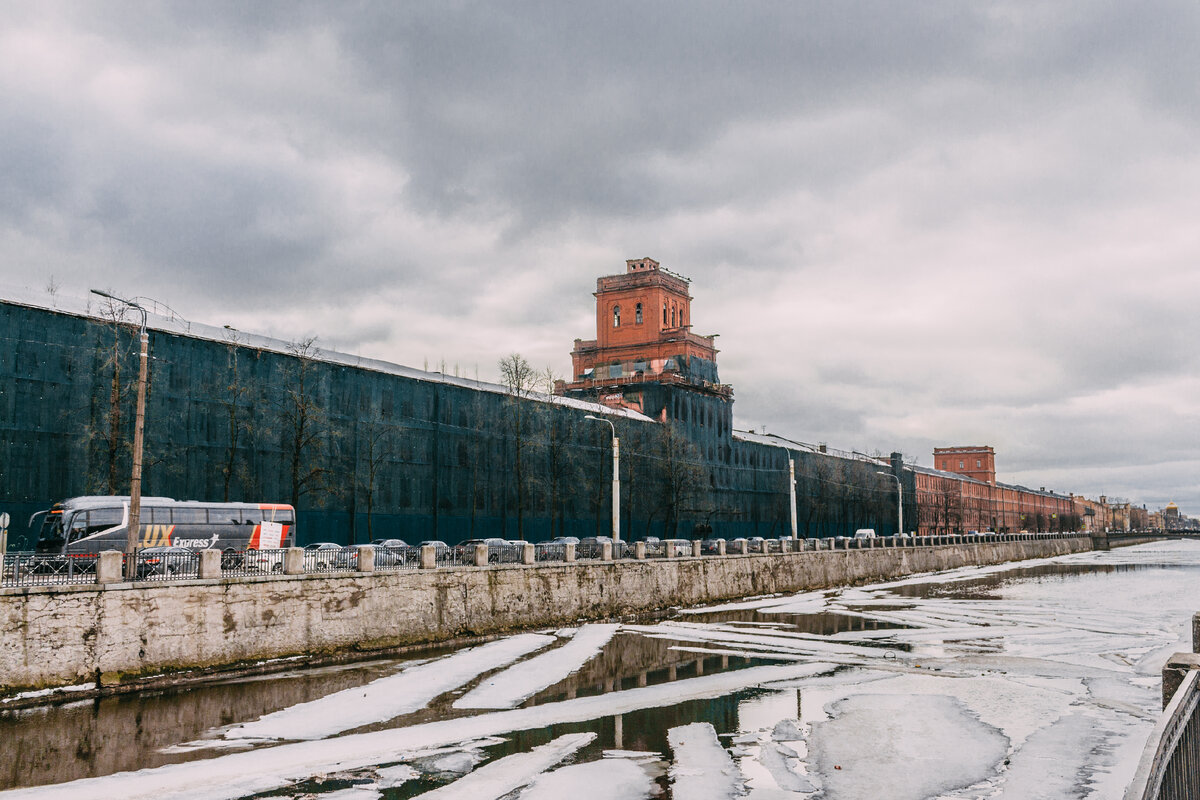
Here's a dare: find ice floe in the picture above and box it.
[519,757,655,799]
[454,624,619,709]
[224,633,554,741]
[414,733,594,799]
[669,722,745,799]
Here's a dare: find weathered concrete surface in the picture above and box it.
[0,538,1092,697]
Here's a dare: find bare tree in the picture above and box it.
[280,337,330,510]
[498,353,539,539]
[356,418,395,541]
[655,421,710,538]
[85,297,134,494]
[219,330,254,501]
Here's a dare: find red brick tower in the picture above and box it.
[933,446,996,485]
[557,257,731,419]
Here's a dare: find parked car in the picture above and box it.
[854,529,877,540]
[304,542,356,571]
[577,536,628,559]
[536,536,578,561]
[700,538,725,555]
[136,546,198,579]
[454,538,509,563]
[664,538,692,556]
[370,538,411,567]
[244,548,287,573]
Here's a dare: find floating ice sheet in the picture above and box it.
[454,624,619,709]
[668,722,744,800]
[519,758,655,800]
[225,633,554,741]
[415,733,594,799]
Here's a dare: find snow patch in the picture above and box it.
[225,633,554,740]
[669,722,745,799]
[454,624,619,709]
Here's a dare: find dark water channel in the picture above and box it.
[3,550,1196,797]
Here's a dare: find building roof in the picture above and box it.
[1,285,654,423]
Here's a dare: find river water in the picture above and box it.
[2,540,1198,800]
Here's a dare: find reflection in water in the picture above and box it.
[0,659,408,790]
[889,561,1178,600]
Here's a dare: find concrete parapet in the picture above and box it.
[692,541,702,558]
[473,544,489,567]
[522,543,535,565]
[1162,652,1200,709]
[283,548,304,575]
[95,551,124,585]
[601,542,612,561]
[717,540,726,555]
[198,550,221,579]
[634,542,646,560]
[356,545,375,573]
[732,539,747,555]
[419,545,437,570]
[564,543,576,562]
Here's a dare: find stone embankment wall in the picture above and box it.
[0,537,1093,698]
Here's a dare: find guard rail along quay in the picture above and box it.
[0,531,1115,705]
[1125,611,1200,800]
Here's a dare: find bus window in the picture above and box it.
[241,509,264,525]
[68,508,122,541]
[265,508,295,524]
[173,508,208,525]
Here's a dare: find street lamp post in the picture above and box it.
[788,458,797,540]
[876,470,903,538]
[92,289,149,580]
[584,414,620,543]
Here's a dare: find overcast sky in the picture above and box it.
[3,2,1198,513]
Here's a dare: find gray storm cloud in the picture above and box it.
[1,1,1198,511]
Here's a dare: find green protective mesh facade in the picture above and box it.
[0,299,913,550]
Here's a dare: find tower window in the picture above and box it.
[635,303,643,324]
[663,303,668,324]
[671,305,677,326]
[613,305,621,327]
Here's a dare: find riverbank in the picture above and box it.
[0,536,1103,703]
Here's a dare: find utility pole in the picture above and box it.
[585,415,620,543]
[92,290,149,580]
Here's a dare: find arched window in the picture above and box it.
[663,303,668,324]
[635,303,643,324]
[613,305,621,327]
[671,305,677,326]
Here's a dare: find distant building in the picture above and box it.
[933,446,996,485]
[915,446,1077,536]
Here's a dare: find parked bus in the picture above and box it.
[29,496,296,558]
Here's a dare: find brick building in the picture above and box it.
[914,446,1077,535]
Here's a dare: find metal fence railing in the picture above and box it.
[226,548,289,576]
[493,544,525,564]
[1,552,99,587]
[1126,668,1200,800]
[534,542,567,562]
[373,545,421,571]
[133,549,200,581]
[0,532,1091,588]
[303,548,357,572]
